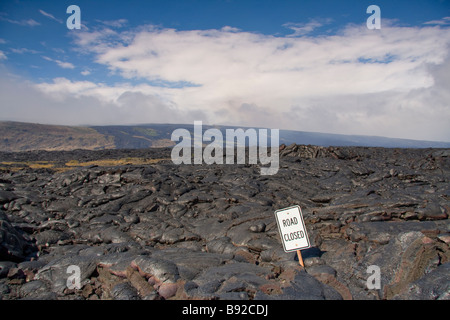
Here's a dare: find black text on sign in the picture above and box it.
[274,205,310,252]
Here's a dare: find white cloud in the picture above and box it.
[10,47,41,54]
[424,16,450,25]
[81,70,91,76]
[283,18,332,36]
[96,19,128,28]
[0,74,204,126]
[0,51,7,60]
[39,9,63,24]
[56,61,75,69]
[42,56,75,69]
[22,19,40,26]
[83,24,447,94]
[0,16,40,26]
[5,21,450,141]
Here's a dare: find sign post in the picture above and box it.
[274,205,310,267]
[297,250,305,267]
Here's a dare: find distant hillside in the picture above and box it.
[278,130,450,149]
[90,124,176,149]
[0,121,115,152]
[0,121,449,152]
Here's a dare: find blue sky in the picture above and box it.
[0,0,449,141]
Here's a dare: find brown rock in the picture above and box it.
[126,266,155,297]
[158,282,178,299]
[82,283,94,299]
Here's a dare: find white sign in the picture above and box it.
[274,205,310,252]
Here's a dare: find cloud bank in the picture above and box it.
[1,21,450,141]
[39,9,63,24]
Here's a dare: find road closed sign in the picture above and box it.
[274,205,310,252]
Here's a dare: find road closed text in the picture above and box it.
[281,217,305,242]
